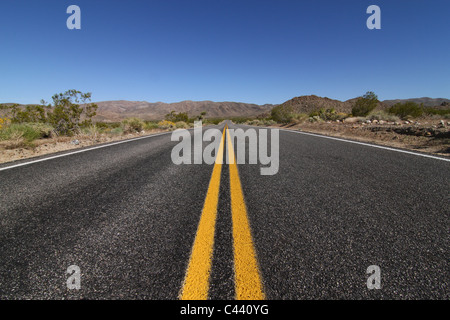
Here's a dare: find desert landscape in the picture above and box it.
[1,93,448,164]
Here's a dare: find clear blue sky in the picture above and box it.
[1,0,449,105]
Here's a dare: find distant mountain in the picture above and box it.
[3,96,448,122]
[92,100,275,121]
[382,98,450,108]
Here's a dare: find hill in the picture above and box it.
[275,95,387,115]
[93,100,274,121]
[274,95,450,116]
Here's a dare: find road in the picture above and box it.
[0,122,448,300]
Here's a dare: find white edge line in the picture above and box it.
[278,128,450,162]
[0,131,173,172]
[239,123,449,162]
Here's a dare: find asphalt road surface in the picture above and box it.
[0,122,448,300]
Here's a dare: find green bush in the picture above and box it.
[0,123,53,142]
[367,110,399,122]
[175,121,189,129]
[144,121,159,130]
[352,91,379,117]
[307,108,348,121]
[1,90,98,137]
[388,102,423,119]
[157,120,176,129]
[271,105,294,123]
[110,127,123,135]
[205,118,224,125]
[229,117,254,124]
[165,111,189,123]
[122,118,145,133]
[423,108,450,116]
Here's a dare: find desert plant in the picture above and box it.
[122,118,145,133]
[0,123,53,143]
[388,102,423,119]
[175,121,189,129]
[367,110,400,122]
[110,127,123,135]
[144,121,159,130]
[423,107,450,116]
[271,105,294,123]
[43,90,98,135]
[157,120,176,129]
[165,111,189,123]
[0,117,9,130]
[81,124,101,139]
[352,91,379,117]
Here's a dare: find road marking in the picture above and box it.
[226,127,265,300]
[180,127,226,300]
[0,131,173,172]
[278,128,450,162]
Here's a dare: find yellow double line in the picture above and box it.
[180,124,265,300]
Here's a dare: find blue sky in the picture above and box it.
[0,0,449,105]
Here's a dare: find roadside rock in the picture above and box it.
[344,117,359,123]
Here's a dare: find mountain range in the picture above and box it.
[92,100,275,121]
[92,96,449,121]
[2,96,449,121]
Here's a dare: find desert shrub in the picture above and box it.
[0,123,53,142]
[81,125,101,138]
[175,121,189,129]
[271,105,294,123]
[206,118,225,125]
[144,121,159,130]
[122,118,145,133]
[157,120,176,129]
[290,113,309,122]
[245,119,262,126]
[165,111,189,123]
[47,90,98,135]
[0,117,10,130]
[308,108,348,121]
[308,116,323,122]
[8,105,47,123]
[367,110,400,122]
[94,122,111,129]
[388,102,423,119]
[228,117,254,124]
[87,121,121,132]
[110,127,123,135]
[262,119,276,126]
[352,91,379,117]
[1,90,97,137]
[423,108,450,116]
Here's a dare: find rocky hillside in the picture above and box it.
[274,95,450,115]
[276,95,387,114]
[93,100,274,121]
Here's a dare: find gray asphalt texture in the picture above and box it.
[0,122,448,299]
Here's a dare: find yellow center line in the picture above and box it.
[226,127,265,300]
[179,126,226,300]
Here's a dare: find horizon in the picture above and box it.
[1,0,449,105]
[2,94,450,107]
